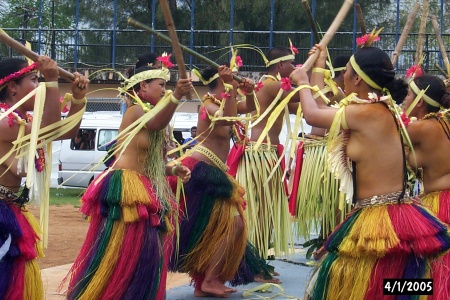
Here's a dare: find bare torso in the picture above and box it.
[407,117,450,194]
[345,103,405,200]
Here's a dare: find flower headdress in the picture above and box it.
[356,28,383,48]
[264,39,297,67]
[157,52,174,69]
[0,62,38,91]
[406,54,425,79]
[229,48,243,72]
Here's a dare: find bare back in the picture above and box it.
[407,117,450,193]
[250,78,294,144]
[345,103,405,200]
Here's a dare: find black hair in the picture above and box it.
[413,74,449,112]
[0,58,29,101]
[332,55,351,77]
[351,47,407,104]
[191,126,197,131]
[266,47,292,72]
[127,52,159,78]
[201,67,219,90]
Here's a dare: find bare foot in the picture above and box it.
[254,273,282,284]
[199,281,237,298]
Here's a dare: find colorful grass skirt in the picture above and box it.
[65,169,176,300]
[310,192,450,300]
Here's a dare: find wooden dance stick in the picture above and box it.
[431,15,450,76]
[127,18,243,83]
[435,63,448,77]
[415,0,429,65]
[301,0,321,43]
[0,29,75,82]
[391,2,420,65]
[355,3,366,35]
[159,0,192,99]
[302,0,354,71]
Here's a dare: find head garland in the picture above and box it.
[356,28,383,48]
[120,68,170,93]
[405,80,443,116]
[0,62,38,91]
[192,69,219,85]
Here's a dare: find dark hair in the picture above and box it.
[201,62,230,89]
[352,47,407,104]
[191,126,197,131]
[132,66,159,92]
[266,47,292,72]
[127,52,159,78]
[0,58,29,101]
[332,55,350,77]
[413,74,450,112]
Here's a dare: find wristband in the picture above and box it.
[245,91,254,96]
[171,165,178,175]
[223,82,233,92]
[45,81,58,88]
[72,96,87,105]
[170,94,180,105]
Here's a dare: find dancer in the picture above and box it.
[291,44,450,299]
[169,65,275,297]
[230,47,298,259]
[65,66,192,300]
[403,74,450,299]
[0,56,88,300]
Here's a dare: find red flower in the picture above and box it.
[235,56,243,68]
[255,82,264,92]
[220,92,231,100]
[157,53,174,69]
[200,107,207,120]
[60,97,69,113]
[406,65,423,78]
[290,45,299,55]
[400,111,411,127]
[280,77,292,91]
[356,34,380,47]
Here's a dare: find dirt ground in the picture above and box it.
[29,205,89,269]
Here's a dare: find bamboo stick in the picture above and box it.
[127,18,242,83]
[415,0,429,65]
[435,63,448,77]
[391,2,420,65]
[301,0,354,71]
[431,15,449,76]
[355,3,366,35]
[159,0,192,99]
[301,0,321,43]
[0,29,75,82]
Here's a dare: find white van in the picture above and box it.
[58,111,198,187]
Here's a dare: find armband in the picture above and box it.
[170,94,180,105]
[171,165,178,176]
[45,81,58,88]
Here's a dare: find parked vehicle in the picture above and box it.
[58,112,198,187]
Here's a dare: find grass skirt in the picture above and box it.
[0,197,44,300]
[289,136,349,240]
[65,169,176,300]
[311,194,450,300]
[422,190,450,300]
[233,142,293,258]
[169,157,250,288]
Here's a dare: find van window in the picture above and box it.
[98,129,118,151]
[70,129,96,150]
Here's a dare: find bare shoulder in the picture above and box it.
[345,103,392,131]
